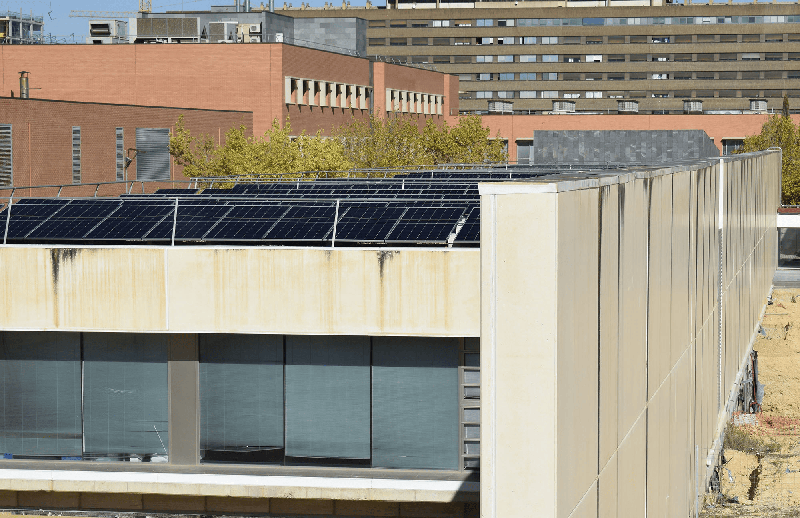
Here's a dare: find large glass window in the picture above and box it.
[0,332,81,458]
[83,333,169,461]
[200,334,284,463]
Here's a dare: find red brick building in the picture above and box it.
[0,98,251,197]
[0,43,457,137]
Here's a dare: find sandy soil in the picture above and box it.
[702,289,800,517]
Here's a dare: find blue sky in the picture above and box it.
[15,0,335,40]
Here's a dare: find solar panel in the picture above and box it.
[265,205,335,241]
[387,207,465,243]
[335,205,406,242]
[174,204,232,240]
[26,200,120,240]
[154,189,199,195]
[86,200,174,240]
[454,207,480,243]
[205,204,289,241]
[4,199,70,239]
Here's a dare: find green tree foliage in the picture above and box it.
[169,114,507,183]
[737,104,800,205]
[334,115,507,169]
[169,115,352,183]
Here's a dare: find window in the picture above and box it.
[497,19,514,27]
[563,36,580,44]
[454,38,470,46]
[368,38,385,46]
[586,91,602,98]
[136,128,171,181]
[476,19,493,27]
[585,54,602,62]
[431,20,450,27]
[629,73,646,80]
[608,54,625,62]
[652,55,669,62]
[432,38,449,46]
[497,91,514,99]
[719,71,737,80]
[458,74,472,81]
[540,91,558,98]
[516,139,533,165]
[629,35,647,43]
[475,91,493,99]
[607,74,624,81]
[497,37,514,45]
[433,56,450,64]
[478,73,492,81]
[674,54,692,61]
[741,53,761,61]
[741,34,760,43]
[389,20,406,28]
[790,53,800,61]
[564,55,581,63]
[453,20,471,27]
[765,70,785,79]
[519,91,537,98]
[630,54,647,62]
[652,36,670,43]
[674,35,693,43]
[719,53,737,61]
[72,126,81,184]
[498,73,514,81]
[586,37,602,44]
[497,55,514,63]
[651,73,669,80]
[696,72,713,80]
[0,124,11,188]
[116,128,124,182]
[766,53,784,61]
[476,37,494,45]
[541,36,558,44]
[522,36,536,44]
[697,53,714,62]
[389,38,407,46]
[673,72,692,80]
[369,20,385,27]
[608,35,625,44]
[411,22,428,28]
[562,73,581,81]
[741,71,760,80]
[720,34,738,43]
[453,56,471,63]
[584,73,601,81]
[411,38,428,46]
[519,73,536,80]
[696,34,715,43]
[563,92,580,98]
[722,139,744,155]
[542,72,557,81]
[520,55,536,62]
[542,55,557,62]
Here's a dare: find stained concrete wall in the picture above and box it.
[479,150,780,518]
[532,130,720,165]
[0,247,479,337]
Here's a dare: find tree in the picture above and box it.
[169,114,508,183]
[737,108,800,205]
[169,115,353,184]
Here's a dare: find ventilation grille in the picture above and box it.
[116,127,124,182]
[72,127,81,185]
[135,128,170,182]
[0,124,11,188]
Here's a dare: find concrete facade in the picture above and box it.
[480,150,780,517]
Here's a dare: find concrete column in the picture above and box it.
[168,334,200,465]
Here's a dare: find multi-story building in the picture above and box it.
[0,11,43,45]
[283,2,800,115]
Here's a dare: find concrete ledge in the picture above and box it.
[0,470,479,503]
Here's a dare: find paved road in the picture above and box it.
[774,268,800,288]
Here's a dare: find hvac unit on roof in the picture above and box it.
[249,35,261,43]
[249,23,261,33]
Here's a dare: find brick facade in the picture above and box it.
[0,97,252,197]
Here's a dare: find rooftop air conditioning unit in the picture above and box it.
[249,35,261,43]
[617,99,639,114]
[750,98,768,113]
[249,23,261,33]
[275,32,284,42]
[683,99,703,114]
[552,100,576,113]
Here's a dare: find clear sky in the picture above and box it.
[14,0,335,41]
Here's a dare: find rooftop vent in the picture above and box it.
[552,100,576,113]
[750,98,768,113]
[488,101,513,114]
[617,99,639,114]
[683,99,703,114]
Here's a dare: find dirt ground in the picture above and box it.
[701,288,800,517]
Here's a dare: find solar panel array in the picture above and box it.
[0,170,561,246]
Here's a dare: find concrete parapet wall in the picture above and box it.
[0,247,479,337]
[479,150,780,518]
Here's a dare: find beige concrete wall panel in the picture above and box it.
[0,248,166,331]
[556,188,599,518]
[669,353,692,518]
[671,171,691,369]
[647,380,671,518]
[647,176,664,401]
[480,192,558,518]
[597,452,617,518]
[566,481,597,518]
[599,184,620,469]
[167,248,479,337]
[617,414,646,517]
[618,179,648,441]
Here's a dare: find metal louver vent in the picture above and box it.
[116,127,124,182]
[72,126,81,185]
[135,128,170,182]
[0,125,11,188]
